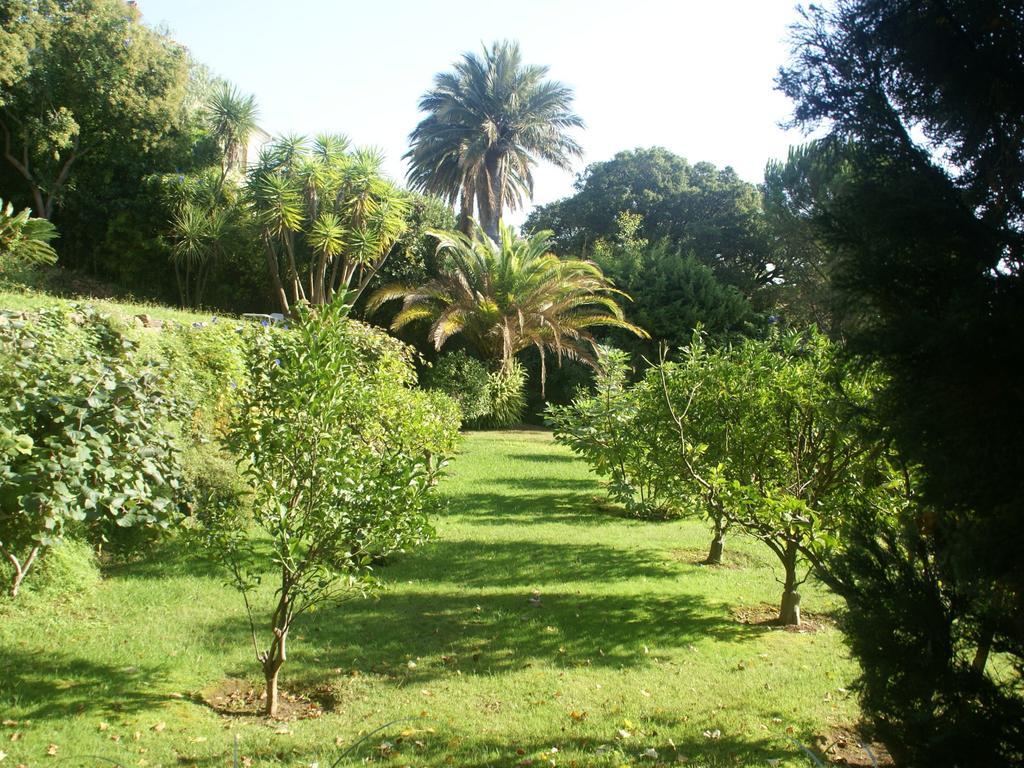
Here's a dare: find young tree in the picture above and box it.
[651,332,875,624]
[218,300,459,717]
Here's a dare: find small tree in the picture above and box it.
[549,347,682,519]
[218,299,458,717]
[653,331,875,624]
[0,308,184,597]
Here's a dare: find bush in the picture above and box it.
[548,348,681,518]
[0,537,100,601]
[474,359,527,428]
[421,350,491,423]
[0,306,185,596]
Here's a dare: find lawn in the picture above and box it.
[0,430,861,767]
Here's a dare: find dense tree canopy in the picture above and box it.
[779,0,1024,762]
[525,147,775,301]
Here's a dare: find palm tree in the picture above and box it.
[368,221,648,392]
[405,41,583,240]
[207,83,259,183]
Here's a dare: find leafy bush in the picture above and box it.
[0,199,58,271]
[548,348,681,518]
[0,306,186,597]
[208,300,460,716]
[474,359,527,428]
[421,350,491,423]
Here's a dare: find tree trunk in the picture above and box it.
[4,545,40,599]
[458,187,474,235]
[704,516,727,565]
[778,541,801,626]
[263,656,282,718]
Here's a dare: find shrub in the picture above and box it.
[0,306,185,597]
[421,350,491,423]
[475,359,527,428]
[548,348,681,518]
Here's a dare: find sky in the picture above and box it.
[138,0,815,224]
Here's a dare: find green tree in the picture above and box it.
[0,0,190,219]
[525,148,775,302]
[591,212,754,358]
[405,41,583,240]
[368,222,647,392]
[249,135,408,314]
[779,0,1024,760]
[215,300,459,717]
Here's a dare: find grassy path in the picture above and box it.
[0,430,859,767]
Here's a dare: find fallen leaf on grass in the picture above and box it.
[7,735,19,743]
[151,722,166,733]
[45,744,58,756]
[0,723,14,728]
[642,747,658,758]
[702,729,721,740]
[0,749,7,762]
[98,722,109,731]
[569,710,587,722]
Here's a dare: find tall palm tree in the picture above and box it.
[207,83,260,182]
[368,221,648,392]
[405,41,583,240]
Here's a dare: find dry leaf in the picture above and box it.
[0,722,14,728]
[0,749,7,762]
[569,710,587,722]
[45,744,58,756]
[151,722,166,733]
[7,735,19,743]
[98,722,109,732]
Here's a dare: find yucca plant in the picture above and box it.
[368,221,648,394]
[249,135,409,313]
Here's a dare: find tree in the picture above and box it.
[249,135,408,314]
[525,148,776,302]
[779,0,1024,761]
[405,41,583,239]
[368,221,648,392]
[649,331,876,623]
[590,212,755,359]
[215,300,459,717]
[158,83,259,308]
[0,0,190,219]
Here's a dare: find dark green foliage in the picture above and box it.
[421,350,491,423]
[779,0,1024,761]
[0,306,185,596]
[525,148,775,301]
[591,213,755,358]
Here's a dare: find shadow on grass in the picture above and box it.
[199,582,754,693]
[163,727,791,768]
[391,537,679,586]
[0,647,170,719]
[446,490,645,527]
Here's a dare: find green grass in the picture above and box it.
[0,431,860,767]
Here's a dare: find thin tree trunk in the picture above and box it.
[3,544,40,599]
[458,186,474,235]
[263,238,289,314]
[704,514,727,565]
[778,540,801,626]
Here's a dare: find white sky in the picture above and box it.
[138,0,813,224]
